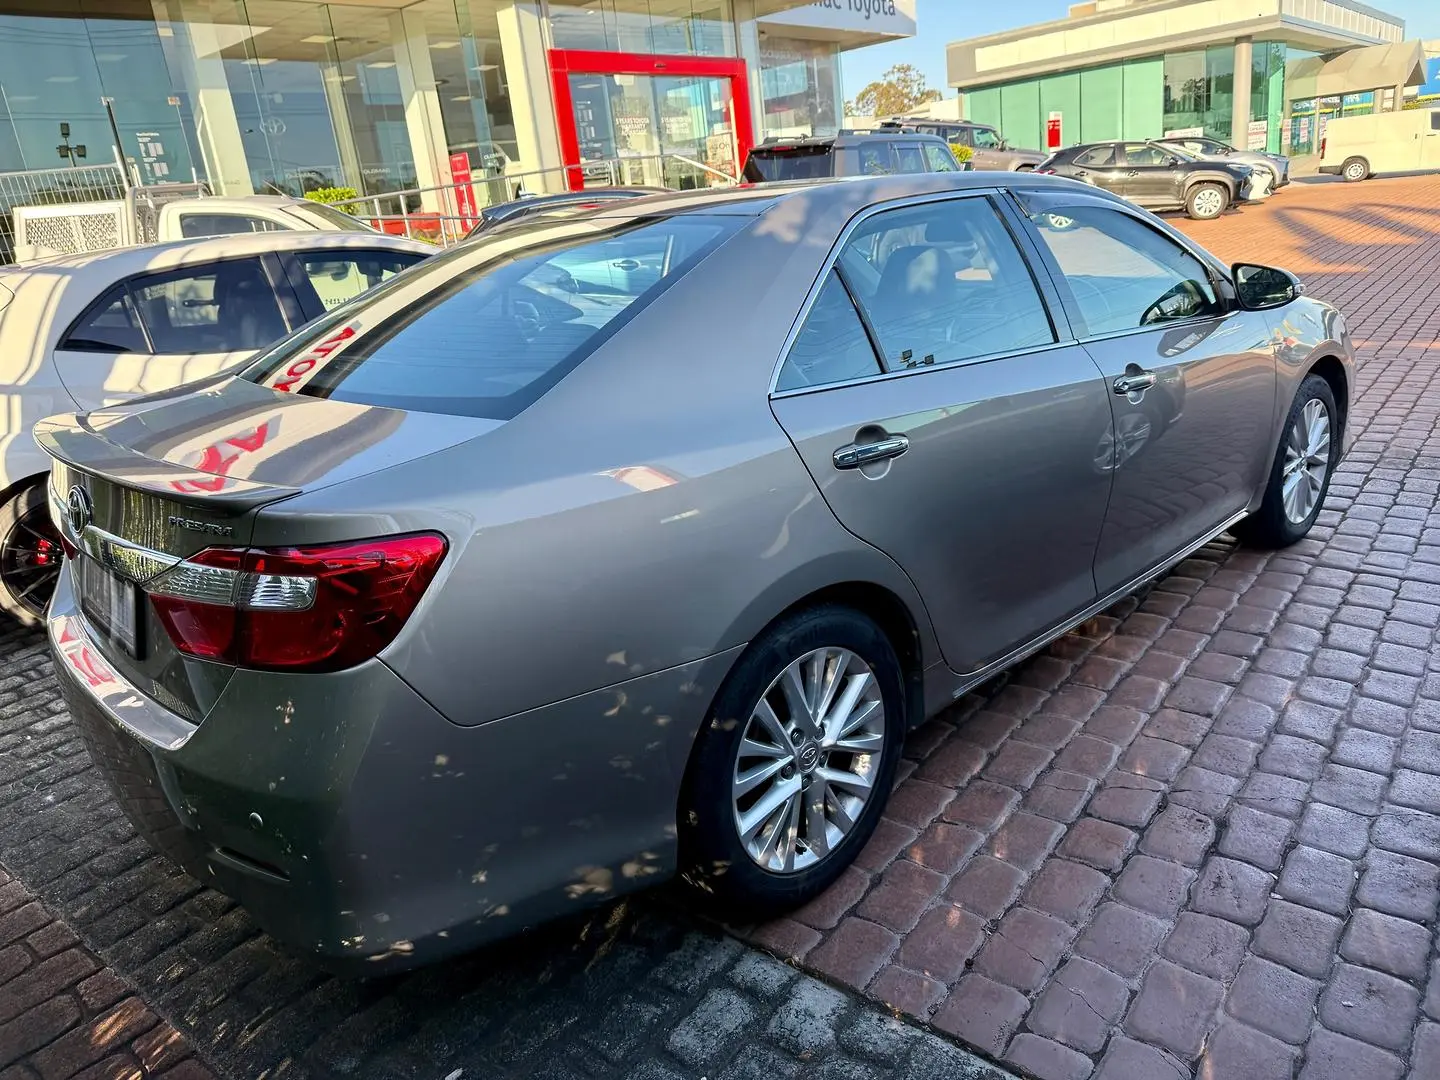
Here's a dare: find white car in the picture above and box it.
[0,231,431,624]
[1156,136,1291,192]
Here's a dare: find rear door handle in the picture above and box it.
[1113,371,1157,395]
[833,434,909,470]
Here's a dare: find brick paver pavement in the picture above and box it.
[1,175,1439,1080]
[0,867,214,1080]
[749,174,1440,1079]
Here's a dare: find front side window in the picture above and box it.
[243,215,740,420]
[1124,144,1173,166]
[836,197,1056,370]
[1432,112,1440,132]
[298,251,424,311]
[924,144,959,172]
[775,272,882,392]
[972,127,1003,150]
[178,214,286,239]
[1027,206,1223,335]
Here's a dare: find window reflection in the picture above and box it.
[758,35,839,138]
[548,0,735,57]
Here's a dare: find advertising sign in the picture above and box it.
[449,151,478,227]
[1247,120,1269,151]
[1046,112,1062,151]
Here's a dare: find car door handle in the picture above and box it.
[833,434,909,470]
[1126,170,1140,176]
[1113,371,1157,395]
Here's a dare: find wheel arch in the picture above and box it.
[1306,354,1350,437]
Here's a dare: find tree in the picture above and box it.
[846,64,942,118]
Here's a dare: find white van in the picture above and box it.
[1319,108,1440,181]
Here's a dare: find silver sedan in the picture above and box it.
[39,172,1353,970]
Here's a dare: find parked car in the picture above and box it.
[1319,108,1440,181]
[463,187,667,237]
[12,194,377,263]
[1155,136,1291,191]
[1037,140,1256,219]
[742,131,965,182]
[884,119,1048,171]
[0,231,429,623]
[40,172,1352,972]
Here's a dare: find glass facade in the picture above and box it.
[965,59,1163,151]
[1251,42,1287,154]
[756,34,840,138]
[547,0,734,56]
[1162,45,1235,141]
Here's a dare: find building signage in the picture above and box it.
[1163,126,1205,138]
[1246,120,1269,151]
[449,151,478,226]
[759,0,916,38]
[1046,112,1062,150]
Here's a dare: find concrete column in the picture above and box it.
[170,10,253,195]
[1232,37,1253,149]
[320,66,364,192]
[390,9,452,211]
[494,1,566,193]
[733,0,768,140]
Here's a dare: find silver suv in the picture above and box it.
[888,119,1048,171]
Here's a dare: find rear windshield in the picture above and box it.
[241,214,740,420]
[288,201,376,232]
[743,146,833,182]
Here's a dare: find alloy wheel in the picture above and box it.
[1282,397,1332,524]
[732,648,886,874]
[1192,187,1225,218]
[0,498,61,619]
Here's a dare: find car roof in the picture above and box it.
[6,230,432,275]
[171,195,314,211]
[753,131,955,150]
[570,170,1090,222]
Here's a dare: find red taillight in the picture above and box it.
[149,534,447,672]
[1320,137,1326,159]
[1036,167,1057,174]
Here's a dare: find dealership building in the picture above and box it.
[948,0,1428,157]
[0,0,914,201]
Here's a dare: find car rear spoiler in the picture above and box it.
[34,412,300,510]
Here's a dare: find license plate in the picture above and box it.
[78,558,140,658]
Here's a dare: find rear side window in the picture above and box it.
[776,272,882,392]
[1076,145,1118,167]
[743,147,832,181]
[179,214,286,238]
[130,258,288,353]
[894,144,926,173]
[61,290,148,353]
[296,250,423,312]
[242,215,741,419]
[1433,112,1440,131]
[857,144,896,175]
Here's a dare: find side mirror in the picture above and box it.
[1233,263,1302,310]
[1166,155,1182,166]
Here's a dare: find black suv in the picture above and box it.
[1037,140,1255,220]
[742,131,965,182]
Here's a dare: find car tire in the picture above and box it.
[1341,157,1370,182]
[679,605,906,917]
[0,480,62,628]
[1185,182,1229,220]
[1233,374,1340,549]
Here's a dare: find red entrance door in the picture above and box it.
[548,49,755,191]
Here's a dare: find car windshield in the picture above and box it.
[242,213,742,420]
[972,128,1003,150]
[288,201,377,232]
[743,146,832,181]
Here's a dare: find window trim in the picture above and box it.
[768,189,1074,399]
[1011,193,1236,345]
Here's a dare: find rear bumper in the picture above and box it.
[49,569,734,972]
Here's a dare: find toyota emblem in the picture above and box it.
[798,744,820,771]
[66,486,92,536]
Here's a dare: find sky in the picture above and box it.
[841,0,1440,99]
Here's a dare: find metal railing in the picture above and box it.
[0,163,129,263]
[329,153,739,247]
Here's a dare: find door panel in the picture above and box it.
[774,352,1114,674]
[770,195,1114,674]
[1121,144,1183,206]
[1069,145,1128,195]
[1023,202,1277,593]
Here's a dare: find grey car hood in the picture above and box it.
[35,375,498,504]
